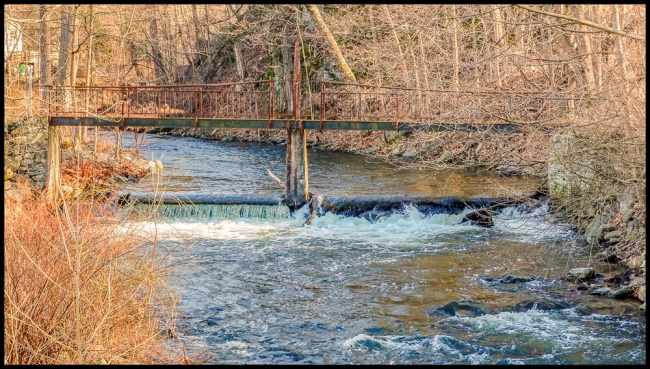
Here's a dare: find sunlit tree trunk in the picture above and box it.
[574,5,596,89]
[83,4,93,142]
[307,4,357,83]
[492,6,503,88]
[451,5,460,91]
[39,5,51,102]
[613,5,629,93]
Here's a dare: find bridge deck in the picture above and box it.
[49,117,522,132]
[44,79,581,131]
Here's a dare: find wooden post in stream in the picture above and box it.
[285,41,309,209]
[45,120,61,202]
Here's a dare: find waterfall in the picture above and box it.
[127,203,291,220]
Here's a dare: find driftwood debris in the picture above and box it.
[267,169,285,189]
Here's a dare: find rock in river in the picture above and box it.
[606,285,632,299]
[566,267,595,282]
[461,208,493,227]
[588,287,612,296]
[429,301,487,318]
[511,298,570,312]
[499,275,535,284]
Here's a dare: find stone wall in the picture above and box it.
[4,117,49,192]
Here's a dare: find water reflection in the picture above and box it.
[117,133,541,198]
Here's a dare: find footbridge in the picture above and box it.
[44,43,578,207]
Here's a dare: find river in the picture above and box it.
[116,132,644,364]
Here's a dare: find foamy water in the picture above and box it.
[132,203,645,364]
[116,134,644,364]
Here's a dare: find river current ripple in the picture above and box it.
[117,133,644,364]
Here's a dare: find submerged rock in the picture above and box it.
[429,301,487,318]
[588,287,612,296]
[606,285,632,299]
[361,210,389,222]
[566,267,595,282]
[499,275,535,284]
[511,299,570,312]
[222,135,237,142]
[461,208,493,227]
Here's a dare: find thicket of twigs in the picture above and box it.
[4,188,182,364]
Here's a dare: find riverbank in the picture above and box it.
[4,117,182,364]
[5,117,156,201]
[146,126,645,308]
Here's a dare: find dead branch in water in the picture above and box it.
[267,169,285,189]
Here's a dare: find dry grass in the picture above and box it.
[59,147,149,200]
[4,189,180,364]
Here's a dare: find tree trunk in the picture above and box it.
[281,34,294,115]
[613,5,629,93]
[382,5,410,87]
[45,125,61,201]
[451,5,460,91]
[233,42,245,90]
[227,4,246,91]
[115,127,121,161]
[418,32,430,90]
[84,4,93,142]
[493,6,504,87]
[191,4,200,80]
[70,6,78,90]
[307,4,357,83]
[368,5,377,45]
[55,5,74,87]
[148,7,167,84]
[175,5,195,82]
[574,5,596,89]
[39,5,51,102]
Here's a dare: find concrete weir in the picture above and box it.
[119,192,545,226]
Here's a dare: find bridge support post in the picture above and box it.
[285,40,309,210]
[45,123,61,202]
[285,127,309,209]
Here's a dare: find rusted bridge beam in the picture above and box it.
[49,117,524,132]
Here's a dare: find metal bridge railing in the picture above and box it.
[310,80,588,125]
[43,80,275,121]
[43,79,593,126]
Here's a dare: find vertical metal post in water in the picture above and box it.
[285,40,309,209]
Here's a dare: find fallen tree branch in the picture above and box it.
[513,4,645,41]
[267,169,285,189]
